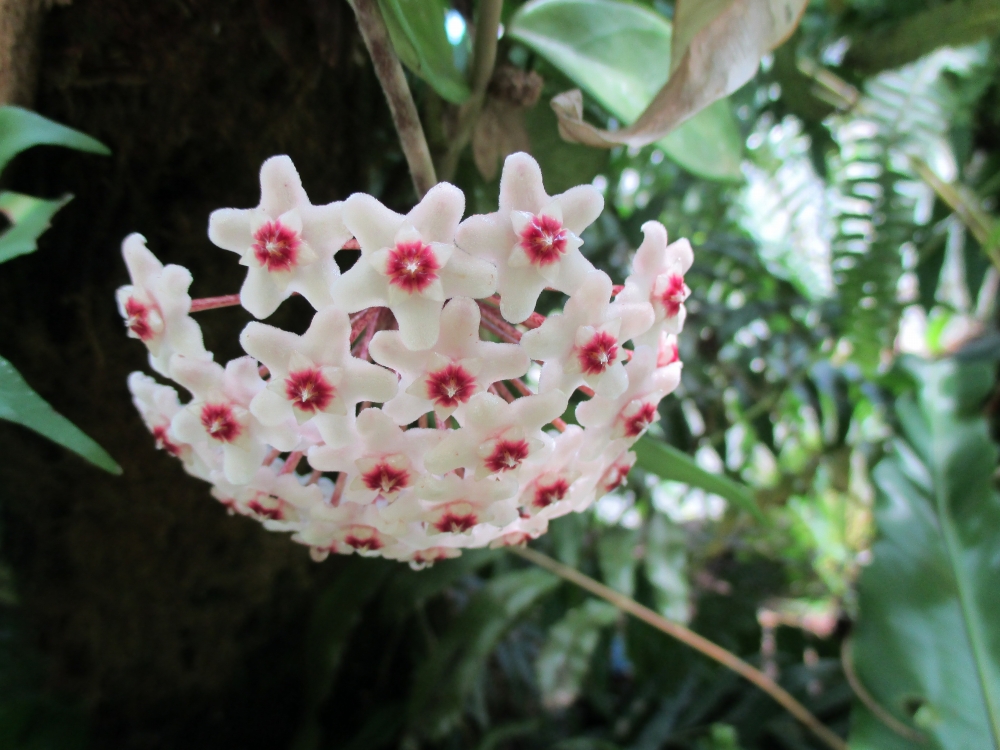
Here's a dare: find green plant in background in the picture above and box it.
[0,106,119,475]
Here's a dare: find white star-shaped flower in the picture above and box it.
[210,464,324,524]
[617,220,694,347]
[306,407,442,507]
[424,390,568,479]
[127,371,217,480]
[116,234,210,377]
[575,345,682,458]
[169,354,299,484]
[405,472,519,543]
[240,306,398,448]
[331,183,497,350]
[368,296,529,425]
[208,155,349,318]
[454,152,604,323]
[516,426,593,520]
[520,270,653,399]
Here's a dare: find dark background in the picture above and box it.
[0,2,406,746]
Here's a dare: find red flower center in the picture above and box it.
[361,461,410,496]
[284,369,335,413]
[344,531,383,551]
[252,220,302,272]
[124,297,154,341]
[385,240,440,293]
[658,340,680,367]
[519,214,568,266]
[623,402,658,438]
[577,331,619,375]
[247,496,284,521]
[533,478,570,508]
[658,273,688,317]
[426,363,477,408]
[484,438,531,474]
[200,403,242,443]
[433,511,478,533]
[152,425,182,456]
[599,461,632,494]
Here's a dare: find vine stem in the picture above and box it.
[509,546,848,750]
[348,0,437,197]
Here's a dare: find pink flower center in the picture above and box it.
[533,478,570,508]
[433,511,478,533]
[386,240,440,293]
[658,340,680,367]
[519,214,568,266]
[484,438,531,474]
[124,297,154,341]
[247,496,284,521]
[361,461,410,496]
[252,220,302,272]
[623,402,658,438]
[426,363,476,408]
[344,528,383,551]
[599,460,632,494]
[200,403,241,443]
[577,331,619,375]
[284,369,335,413]
[658,273,688,317]
[152,425,182,456]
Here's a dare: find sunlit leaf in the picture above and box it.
[407,567,559,738]
[849,358,1000,750]
[0,105,109,174]
[378,0,471,104]
[0,355,120,474]
[536,599,618,709]
[0,191,73,264]
[546,0,805,153]
[634,437,762,521]
[508,0,743,181]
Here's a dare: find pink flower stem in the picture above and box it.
[551,418,568,433]
[190,294,241,312]
[306,470,323,486]
[330,472,347,506]
[263,447,281,466]
[349,307,380,344]
[418,413,429,428]
[478,304,523,343]
[279,451,304,475]
[507,378,533,397]
[578,384,595,398]
[491,381,515,403]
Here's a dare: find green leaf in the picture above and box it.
[634,437,763,521]
[407,567,559,738]
[0,354,120,474]
[0,106,109,174]
[644,514,690,623]
[849,358,1000,749]
[0,191,73,264]
[507,0,743,181]
[523,101,609,196]
[378,0,471,104]
[536,599,618,709]
[844,0,1000,75]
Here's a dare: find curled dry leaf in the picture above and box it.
[551,0,807,149]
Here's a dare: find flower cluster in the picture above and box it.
[119,152,693,567]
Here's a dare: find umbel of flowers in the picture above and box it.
[118,153,693,567]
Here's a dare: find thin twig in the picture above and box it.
[190,294,242,312]
[479,301,523,342]
[509,546,848,750]
[438,0,504,181]
[841,638,926,743]
[348,0,437,197]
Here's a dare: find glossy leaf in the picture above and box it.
[407,567,559,738]
[507,0,742,181]
[634,437,762,521]
[849,358,1000,749]
[0,105,109,174]
[536,599,618,709]
[0,355,120,474]
[0,191,73,264]
[378,0,470,104]
[544,0,804,156]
